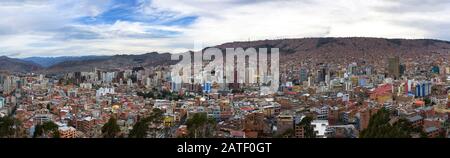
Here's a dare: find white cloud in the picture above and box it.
[151,0,440,49]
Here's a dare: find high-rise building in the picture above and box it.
[431,66,440,74]
[347,62,357,75]
[2,76,12,94]
[127,79,133,87]
[400,64,406,75]
[0,96,4,109]
[307,76,313,87]
[317,64,327,83]
[388,56,401,79]
[405,80,413,96]
[299,68,308,83]
[203,82,211,94]
[171,81,181,92]
[415,81,432,97]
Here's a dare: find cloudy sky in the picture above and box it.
[0,0,449,57]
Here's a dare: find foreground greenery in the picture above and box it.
[360,108,425,138]
[102,117,121,138]
[34,121,60,138]
[128,108,164,138]
[0,116,19,138]
[185,113,216,138]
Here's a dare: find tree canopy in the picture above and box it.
[0,116,18,138]
[299,116,316,138]
[33,121,60,138]
[128,108,164,138]
[360,108,418,138]
[102,117,120,138]
[185,113,216,138]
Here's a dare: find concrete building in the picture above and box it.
[311,120,329,138]
[276,114,293,135]
[58,126,77,138]
[407,115,424,129]
[388,56,401,79]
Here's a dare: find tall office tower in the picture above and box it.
[405,80,413,96]
[307,76,313,87]
[317,64,327,83]
[325,74,330,86]
[388,56,401,79]
[400,64,406,76]
[203,82,211,94]
[347,62,357,75]
[299,68,308,83]
[415,83,421,97]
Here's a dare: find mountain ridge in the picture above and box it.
[22,56,109,68]
[2,37,450,74]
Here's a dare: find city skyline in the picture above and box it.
[1,0,450,58]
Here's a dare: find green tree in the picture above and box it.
[33,124,43,138]
[424,98,432,106]
[360,108,411,138]
[296,116,316,138]
[47,104,51,111]
[128,108,164,138]
[0,116,17,138]
[137,91,156,99]
[102,117,120,138]
[129,118,150,138]
[185,113,216,138]
[33,121,59,138]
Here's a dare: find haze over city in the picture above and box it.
[1,0,450,57]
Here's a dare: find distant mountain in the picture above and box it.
[22,56,109,68]
[0,56,43,73]
[43,52,175,74]
[4,37,450,74]
[214,37,450,66]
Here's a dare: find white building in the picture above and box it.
[96,87,115,97]
[311,120,329,138]
[127,79,133,87]
[312,105,329,120]
[101,72,116,83]
[80,83,92,89]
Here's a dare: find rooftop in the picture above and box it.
[407,115,423,122]
[424,126,439,133]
